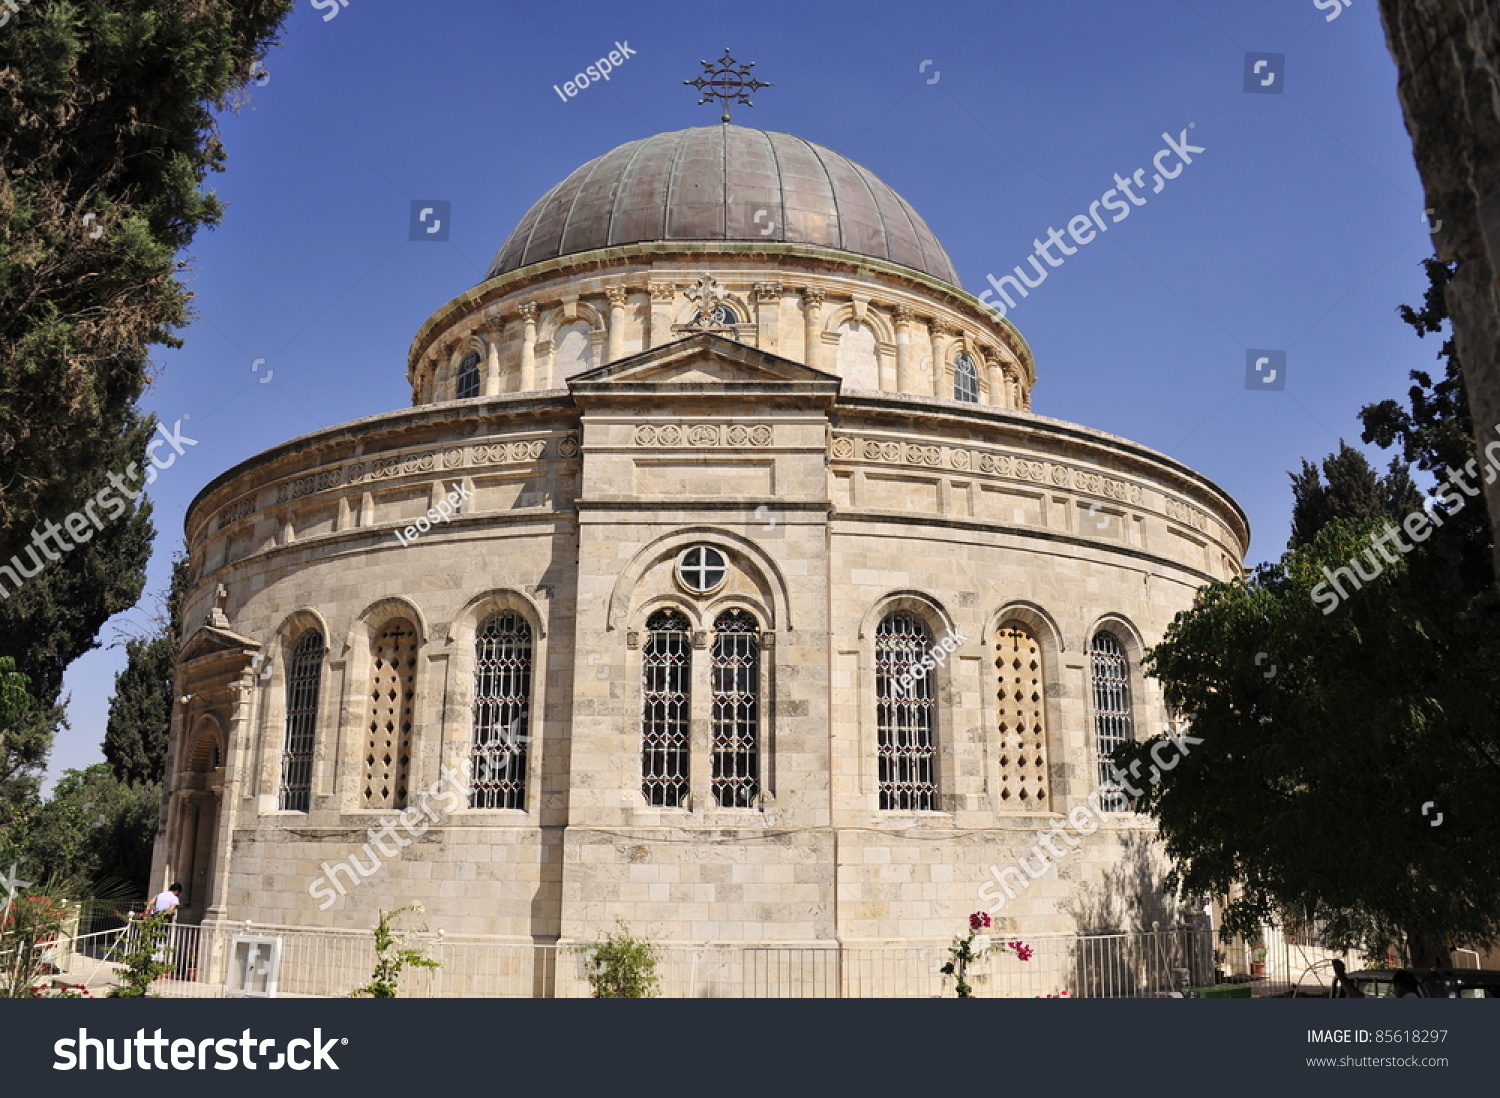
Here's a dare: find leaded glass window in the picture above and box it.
[642,609,691,806]
[711,609,760,807]
[455,351,481,400]
[1091,630,1134,812]
[954,353,979,403]
[996,623,1047,807]
[876,611,937,810]
[364,620,417,809]
[470,613,533,810]
[279,630,324,811]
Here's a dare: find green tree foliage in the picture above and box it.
[0,420,154,857]
[1125,259,1500,964]
[107,909,173,997]
[0,0,293,565]
[1287,442,1421,551]
[20,763,160,896]
[104,556,188,785]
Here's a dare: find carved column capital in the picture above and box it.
[519,301,539,322]
[753,281,783,303]
[894,303,915,325]
[649,282,677,303]
[803,286,827,307]
[605,285,630,307]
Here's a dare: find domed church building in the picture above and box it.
[156,108,1247,961]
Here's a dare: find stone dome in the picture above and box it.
[487,125,962,286]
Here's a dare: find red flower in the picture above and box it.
[968,911,992,931]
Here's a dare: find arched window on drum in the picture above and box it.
[455,351,481,400]
[642,609,692,807]
[875,611,937,810]
[1090,630,1135,812]
[279,629,324,812]
[953,352,980,403]
[470,613,533,810]
[710,609,760,807]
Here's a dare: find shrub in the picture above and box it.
[578,921,660,999]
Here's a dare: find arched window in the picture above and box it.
[279,630,324,812]
[995,622,1047,807]
[470,613,533,810]
[953,353,980,403]
[642,609,691,806]
[875,611,937,810]
[455,351,481,400]
[364,619,417,810]
[711,609,760,807]
[1090,630,1134,812]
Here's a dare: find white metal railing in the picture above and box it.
[36,923,1212,999]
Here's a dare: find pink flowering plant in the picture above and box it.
[940,912,1033,998]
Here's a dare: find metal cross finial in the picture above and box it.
[684,48,771,123]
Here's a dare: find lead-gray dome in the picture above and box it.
[487,125,961,286]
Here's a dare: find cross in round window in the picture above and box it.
[710,304,737,327]
[677,546,728,595]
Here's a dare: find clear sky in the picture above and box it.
[49,0,1435,786]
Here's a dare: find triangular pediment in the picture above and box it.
[179,624,262,664]
[568,333,842,390]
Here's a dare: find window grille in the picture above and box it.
[876,611,937,810]
[642,609,691,806]
[455,351,481,400]
[1091,630,1134,812]
[711,609,760,807]
[470,613,533,809]
[954,353,980,403]
[995,623,1047,807]
[364,620,417,809]
[279,630,323,811]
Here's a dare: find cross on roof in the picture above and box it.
[684,49,771,124]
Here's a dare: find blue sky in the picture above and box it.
[50,0,1435,785]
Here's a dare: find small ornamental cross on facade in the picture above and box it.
[673,274,739,337]
[684,48,770,123]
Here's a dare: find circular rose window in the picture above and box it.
[676,545,728,595]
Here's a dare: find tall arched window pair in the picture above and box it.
[870,612,1135,812]
[640,608,761,808]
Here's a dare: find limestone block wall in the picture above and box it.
[167,353,1245,945]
